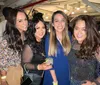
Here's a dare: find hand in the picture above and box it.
[97,77,100,83]
[81,80,96,85]
[1,80,9,85]
[0,70,7,76]
[38,62,52,70]
[95,47,100,62]
[0,70,8,85]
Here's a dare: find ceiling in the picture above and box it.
[0,0,100,21]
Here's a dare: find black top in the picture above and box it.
[23,37,45,76]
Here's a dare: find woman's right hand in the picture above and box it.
[1,80,9,85]
[0,70,7,76]
[95,47,100,62]
[38,62,52,70]
[0,70,8,85]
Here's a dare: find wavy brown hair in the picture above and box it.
[70,15,100,59]
[3,8,28,53]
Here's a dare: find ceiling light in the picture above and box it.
[84,10,87,13]
[76,7,80,10]
[71,12,75,14]
[64,9,68,13]
[45,16,48,19]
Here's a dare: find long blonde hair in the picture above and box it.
[48,10,71,56]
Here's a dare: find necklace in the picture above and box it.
[57,37,62,45]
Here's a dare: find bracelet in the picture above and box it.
[1,76,7,80]
[37,64,40,70]
[52,81,58,85]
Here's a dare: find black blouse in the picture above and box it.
[22,37,45,76]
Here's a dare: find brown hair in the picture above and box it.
[70,15,100,59]
[48,10,71,56]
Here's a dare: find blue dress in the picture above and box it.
[43,35,70,85]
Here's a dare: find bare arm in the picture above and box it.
[50,70,57,82]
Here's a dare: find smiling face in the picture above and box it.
[74,20,87,44]
[35,21,46,41]
[52,13,65,34]
[16,12,28,33]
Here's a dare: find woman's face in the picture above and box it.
[74,20,87,44]
[35,21,46,41]
[16,12,28,33]
[53,13,65,34]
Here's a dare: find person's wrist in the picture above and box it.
[37,64,41,70]
[1,79,6,82]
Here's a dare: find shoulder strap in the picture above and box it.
[24,64,29,74]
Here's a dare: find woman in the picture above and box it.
[43,10,71,85]
[68,15,100,85]
[0,8,28,85]
[22,13,52,85]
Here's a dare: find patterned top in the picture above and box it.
[68,40,99,82]
[0,37,21,71]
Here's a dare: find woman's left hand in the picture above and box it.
[1,80,9,85]
[95,47,100,62]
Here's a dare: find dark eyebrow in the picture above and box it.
[17,18,27,21]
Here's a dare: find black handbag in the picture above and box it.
[21,65,32,85]
[21,77,32,85]
[21,64,42,85]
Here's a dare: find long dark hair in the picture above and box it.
[27,12,47,42]
[71,15,100,59]
[3,8,28,53]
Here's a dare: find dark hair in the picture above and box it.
[33,12,43,21]
[27,13,47,41]
[3,8,28,53]
[32,9,38,16]
[2,7,13,20]
[70,15,100,59]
